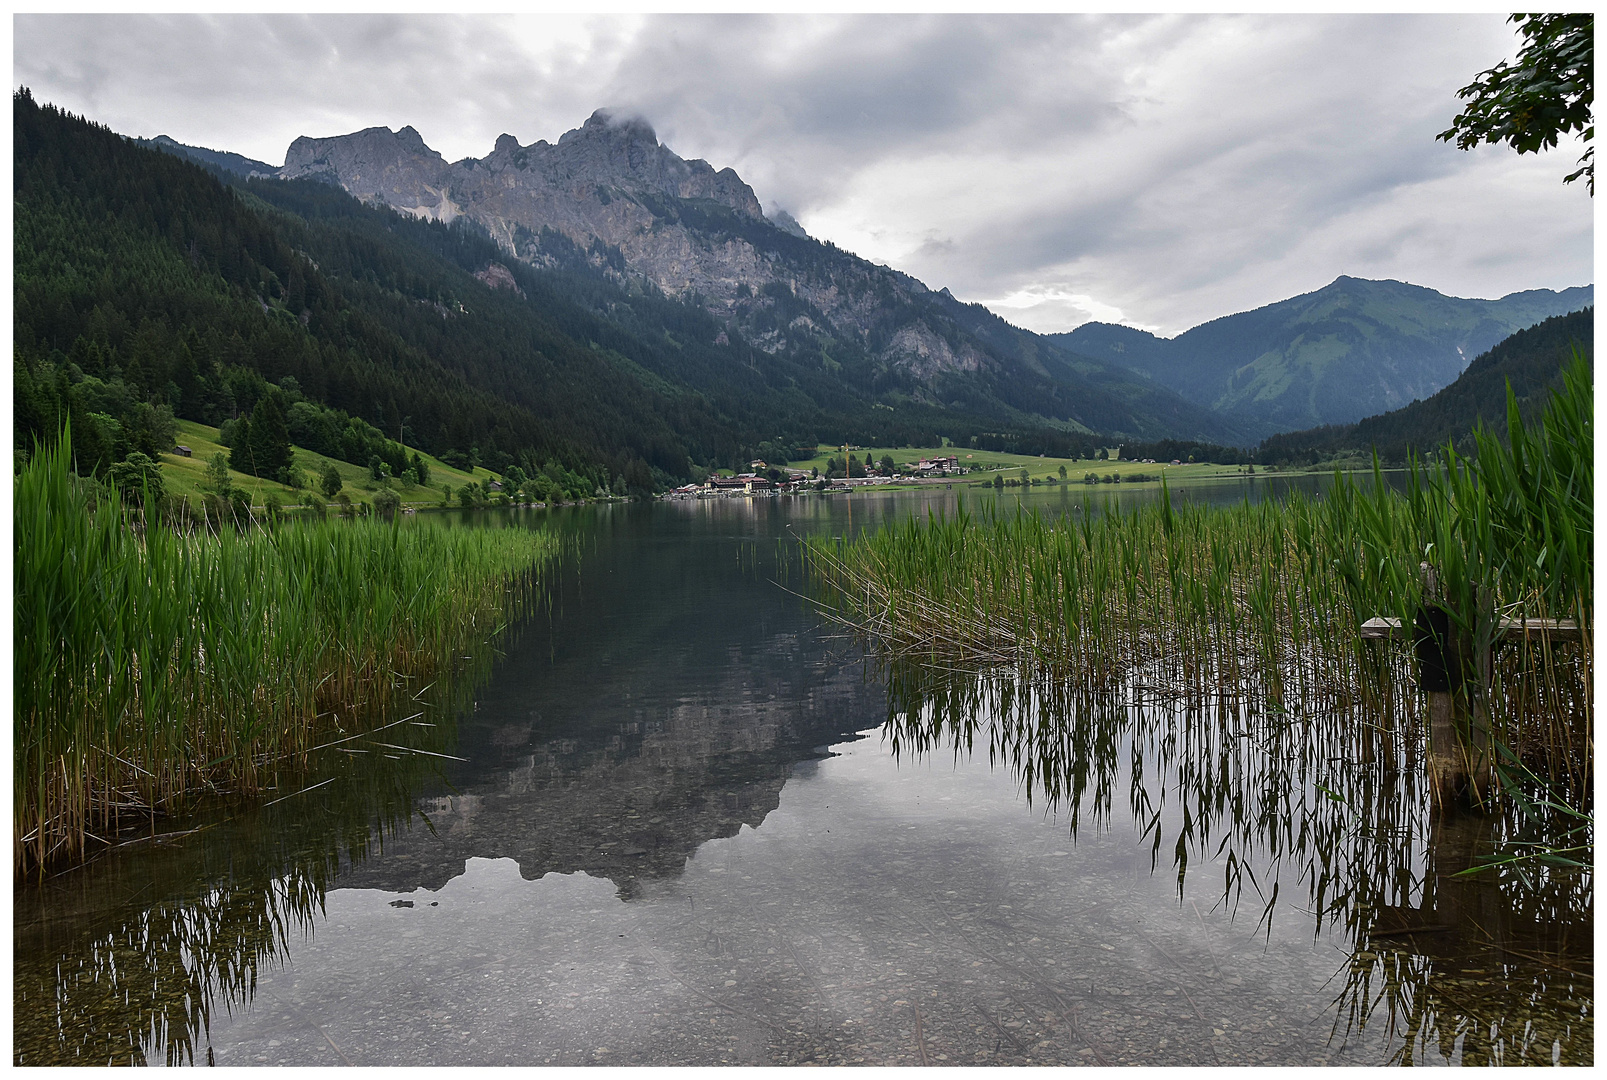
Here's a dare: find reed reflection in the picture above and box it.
[881,662,1592,1065]
[12,663,488,1067]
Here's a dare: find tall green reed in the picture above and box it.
[807,354,1592,805]
[14,431,558,873]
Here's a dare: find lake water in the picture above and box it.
[13,480,1592,1066]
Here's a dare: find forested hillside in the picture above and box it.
[18,90,1239,493]
[13,91,673,492]
[1056,276,1591,431]
[1256,307,1594,464]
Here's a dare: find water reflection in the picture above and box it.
[13,500,880,1065]
[13,483,1589,1066]
[882,663,1592,1064]
[12,680,473,1066]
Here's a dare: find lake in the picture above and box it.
[12,479,1592,1066]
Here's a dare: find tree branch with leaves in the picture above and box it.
[1439,14,1593,194]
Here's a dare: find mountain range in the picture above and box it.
[1258,306,1593,464]
[1054,276,1592,432]
[29,92,1197,498]
[264,109,1268,445]
[172,110,1584,441]
[15,91,1594,489]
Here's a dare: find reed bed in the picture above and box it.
[808,355,1592,803]
[14,434,558,874]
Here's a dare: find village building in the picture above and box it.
[706,473,777,494]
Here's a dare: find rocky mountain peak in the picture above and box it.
[279,108,768,234]
[767,208,808,238]
[282,125,455,221]
[567,107,659,147]
[394,125,429,151]
[283,125,443,173]
[537,109,761,217]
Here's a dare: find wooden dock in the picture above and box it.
[1362,576,1583,814]
[1359,616,1581,642]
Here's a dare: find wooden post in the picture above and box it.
[1363,604,1576,811]
[1468,585,1495,805]
[1412,565,1494,813]
[1414,566,1453,809]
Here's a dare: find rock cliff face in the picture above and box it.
[282,109,768,296]
[283,125,461,222]
[274,109,1245,442]
[281,110,928,359]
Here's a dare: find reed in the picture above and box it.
[880,656,1590,1062]
[13,669,491,1066]
[14,432,558,873]
[808,354,1592,804]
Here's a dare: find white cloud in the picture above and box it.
[13,13,1592,336]
[977,286,1144,336]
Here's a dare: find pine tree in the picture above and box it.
[204,452,234,497]
[232,392,293,479]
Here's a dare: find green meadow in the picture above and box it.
[160,419,500,510]
[786,443,1261,485]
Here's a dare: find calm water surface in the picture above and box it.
[13,480,1592,1065]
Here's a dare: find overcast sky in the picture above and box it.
[15,13,1594,336]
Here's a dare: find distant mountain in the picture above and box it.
[922,289,1264,445]
[1053,276,1593,432]
[138,134,278,179]
[1257,307,1594,464]
[272,109,1243,444]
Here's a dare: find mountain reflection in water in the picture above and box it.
[14,500,880,1066]
[11,489,1592,1066]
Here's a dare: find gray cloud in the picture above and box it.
[15,13,1591,335]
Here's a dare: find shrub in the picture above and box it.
[371,488,401,519]
[108,452,165,505]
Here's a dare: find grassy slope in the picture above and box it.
[1257,307,1595,463]
[163,420,500,509]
